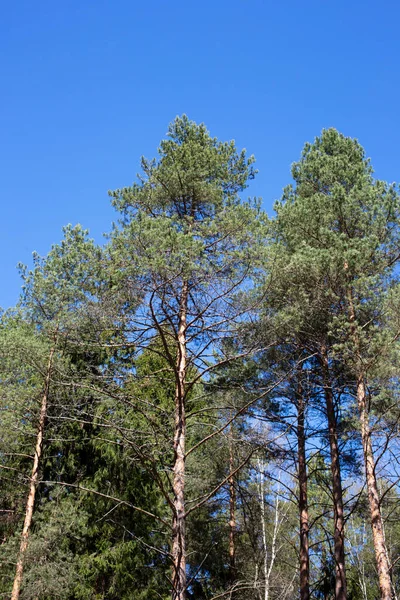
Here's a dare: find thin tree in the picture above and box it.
[10,335,57,600]
[296,366,310,600]
[8,225,100,599]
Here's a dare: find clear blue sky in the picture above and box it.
[1,0,399,308]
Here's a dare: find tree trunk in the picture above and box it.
[172,282,188,600]
[320,344,347,600]
[228,424,236,585]
[11,342,56,600]
[357,375,393,600]
[258,459,269,600]
[297,377,310,600]
[258,459,280,600]
[346,289,393,600]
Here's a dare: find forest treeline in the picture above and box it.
[1,116,400,600]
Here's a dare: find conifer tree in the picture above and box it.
[274,129,400,599]
[5,226,101,600]
[108,115,266,599]
[3,120,400,600]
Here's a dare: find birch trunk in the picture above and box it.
[258,460,280,600]
[172,282,188,600]
[11,341,56,600]
[258,460,269,600]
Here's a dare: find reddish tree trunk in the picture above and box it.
[357,377,392,600]
[346,288,393,600]
[297,377,310,600]
[172,283,188,600]
[11,342,56,600]
[320,345,347,600]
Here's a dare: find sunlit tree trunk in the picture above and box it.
[347,288,393,600]
[11,341,56,600]
[357,375,392,600]
[258,459,280,600]
[172,282,188,600]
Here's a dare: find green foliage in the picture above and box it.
[2,121,400,599]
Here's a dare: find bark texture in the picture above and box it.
[297,378,310,600]
[11,342,56,600]
[172,282,188,600]
[347,288,393,600]
[320,345,347,600]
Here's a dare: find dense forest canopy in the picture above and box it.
[1,116,400,600]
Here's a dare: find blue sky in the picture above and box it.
[1,0,399,308]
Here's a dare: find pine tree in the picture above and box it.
[274,128,400,599]
[108,115,265,600]
[5,225,101,599]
